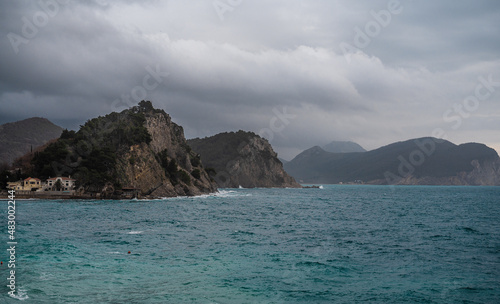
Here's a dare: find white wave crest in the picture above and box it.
[127,231,143,234]
[157,189,251,201]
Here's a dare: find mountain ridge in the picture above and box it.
[0,117,63,165]
[322,140,366,153]
[284,137,500,185]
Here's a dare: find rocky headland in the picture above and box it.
[188,131,302,188]
[24,101,217,198]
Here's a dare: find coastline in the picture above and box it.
[0,191,142,200]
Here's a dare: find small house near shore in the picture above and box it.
[46,176,76,191]
[6,176,76,192]
[23,177,42,191]
[7,181,23,190]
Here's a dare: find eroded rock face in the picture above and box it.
[188,131,302,188]
[371,159,500,186]
[115,110,217,197]
[465,159,500,185]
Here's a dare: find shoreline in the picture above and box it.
[4,184,496,200]
[0,191,145,200]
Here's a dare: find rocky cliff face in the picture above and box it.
[466,159,500,185]
[115,108,216,197]
[188,131,301,188]
[383,158,500,186]
[28,101,217,198]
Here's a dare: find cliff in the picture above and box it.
[29,101,217,197]
[381,158,500,186]
[188,131,301,188]
[285,137,500,186]
[0,117,63,165]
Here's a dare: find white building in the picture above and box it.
[46,176,76,191]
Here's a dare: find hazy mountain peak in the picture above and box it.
[322,141,366,153]
[285,137,500,185]
[0,117,63,165]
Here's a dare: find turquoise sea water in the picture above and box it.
[1,185,499,303]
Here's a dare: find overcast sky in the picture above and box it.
[1,0,499,159]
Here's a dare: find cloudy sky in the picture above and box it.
[1,0,499,159]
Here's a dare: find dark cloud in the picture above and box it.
[1,0,499,159]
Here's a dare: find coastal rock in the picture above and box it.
[391,159,500,186]
[188,131,301,188]
[115,109,216,197]
[27,101,217,198]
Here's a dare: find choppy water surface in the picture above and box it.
[1,185,499,303]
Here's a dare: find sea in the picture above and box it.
[1,185,499,303]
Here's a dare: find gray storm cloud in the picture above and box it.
[1,0,499,159]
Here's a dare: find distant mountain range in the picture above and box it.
[5,115,499,188]
[279,141,365,163]
[284,137,500,185]
[0,117,63,165]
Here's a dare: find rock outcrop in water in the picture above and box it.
[28,101,217,197]
[188,131,302,188]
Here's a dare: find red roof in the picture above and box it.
[24,177,41,181]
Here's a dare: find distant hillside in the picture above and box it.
[24,101,216,197]
[278,158,289,164]
[188,131,301,188]
[0,117,63,165]
[322,141,366,153]
[284,137,500,185]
